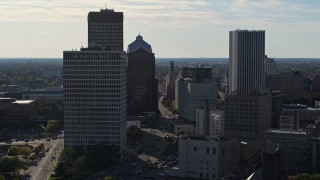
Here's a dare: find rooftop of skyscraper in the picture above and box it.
[127,34,152,53]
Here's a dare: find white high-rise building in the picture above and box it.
[265,56,279,75]
[63,50,127,151]
[196,108,224,137]
[229,30,265,94]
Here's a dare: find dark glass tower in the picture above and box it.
[127,34,158,115]
[88,9,123,51]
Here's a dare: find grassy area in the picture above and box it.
[161,142,178,156]
[48,175,60,180]
[127,143,137,149]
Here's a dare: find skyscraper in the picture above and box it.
[63,9,126,151]
[88,9,123,51]
[229,30,265,94]
[127,34,158,115]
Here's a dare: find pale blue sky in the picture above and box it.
[0,0,319,58]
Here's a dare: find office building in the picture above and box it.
[229,30,265,94]
[168,135,240,180]
[63,49,127,151]
[166,61,179,100]
[196,108,224,137]
[271,90,282,129]
[0,98,36,123]
[177,67,217,121]
[265,55,279,75]
[224,91,272,139]
[127,34,158,115]
[265,120,320,176]
[266,71,305,101]
[88,9,123,51]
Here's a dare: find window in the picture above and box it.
[213,148,216,154]
[194,147,197,151]
[206,147,210,154]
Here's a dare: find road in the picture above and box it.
[19,138,64,180]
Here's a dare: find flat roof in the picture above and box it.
[14,100,34,104]
[266,129,307,135]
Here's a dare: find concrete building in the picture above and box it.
[127,34,158,115]
[168,135,240,179]
[88,9,123,51]
[229,30,265,94]
[178,78,217,121]
[177,67,217,121]
[271,90,282,129]
[166,61,179,100]
[265,56,279,75]
[265,120,320,176]
[281,104,320,128]
[224,91,272,139]
[0,98,36,123]
[63,50,127,152]
[127,116,141,129]
[266,71,305,101]
[196,108,224,137]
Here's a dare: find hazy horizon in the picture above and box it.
[0,0,319,58]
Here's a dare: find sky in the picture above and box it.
[0,0,319,58]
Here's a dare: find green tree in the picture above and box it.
[0,156,24,173]
[45,120,60,134]
[0,175,5,180]
[127,126,143,145]
[60,147,78,166]
[7,146,20,156]
[72,156,93,175]
[19,146,33,156]
[54,162,67,177]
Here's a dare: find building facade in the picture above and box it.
[63,50,127,151]
[166,61,178,100]
[0,98,36,123]
[265,56,279,75]
[127,34,158,115]
[178,78,217,121]
[88,9,123,51]
[196,108,224,137]
[229,30,265,94]
[265,121,320,176]
[224,91,272,139]
[168,135,240,179]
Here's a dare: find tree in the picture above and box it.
[60,147,78,166]
[72,156,93,175]
[127,126,143,145]
[7,146,20,156]
[45,120,60,134]
[0,156,24,173]
[54,162,67,177]
[19,146,33,156]
[0,175,5,180]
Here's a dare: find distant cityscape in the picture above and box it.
[0,7,320,180]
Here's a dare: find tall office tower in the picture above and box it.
[127,34,158,115]
[177,67,217,121]
[88,9,123,51]
[166,61,178,100]
[64,50,127,151]
[229,30,265,94]
[64,9,126,152]
[265,55,279,75]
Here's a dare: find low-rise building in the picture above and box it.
[265,120,320,176]
[168,135,240,179]
[0,98,36,123]
[126,116,141,129]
